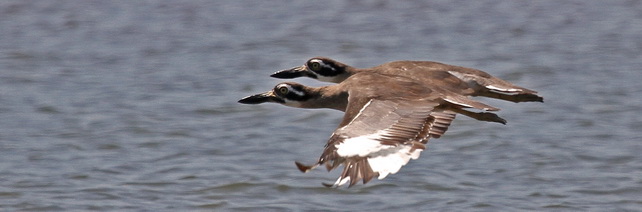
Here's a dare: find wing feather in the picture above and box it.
[312,99,447,187]
[424,111,456,140]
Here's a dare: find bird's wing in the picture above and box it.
[314,98,449,187]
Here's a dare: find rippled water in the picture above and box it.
[1,1,641,211]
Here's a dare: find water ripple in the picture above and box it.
[1,0,641,211]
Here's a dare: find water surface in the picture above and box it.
[1,1,641,211]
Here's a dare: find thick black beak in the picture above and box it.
[238,91,285,104]
[270,66,314,79]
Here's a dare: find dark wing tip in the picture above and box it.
[518,94,544,103]
[294,161,316,173]
[482,112,507,125]
[321,182,335,188]
[536,96,544,103]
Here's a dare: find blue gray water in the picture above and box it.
[1,1,641,211]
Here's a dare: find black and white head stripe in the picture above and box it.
[273,83,312,102]
[306,58,346,78]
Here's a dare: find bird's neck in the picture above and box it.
[298,86,348,111]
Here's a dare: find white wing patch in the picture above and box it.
[332,176,351,187]
[368,146,423,180]
[486,85,522,94]
[443,98,474,108]
[335,131,393,157]
[333,130,425,184]
[443,96,499,111]
[315,99,439,187]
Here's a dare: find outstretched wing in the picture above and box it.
[312,98,450,187]
[445,69,543,102]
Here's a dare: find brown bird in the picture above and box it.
[271,57,543,103]
[239,72,512,187]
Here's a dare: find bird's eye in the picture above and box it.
[278,86,289,94]
[309,62,321,71]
